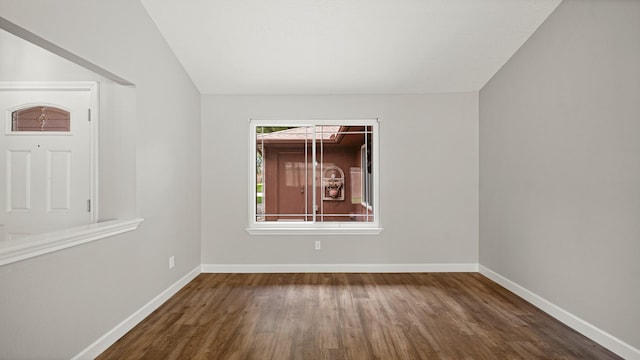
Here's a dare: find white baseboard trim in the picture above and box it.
[479,265,640,360]
[72,265,201,360]
[201,263,479,273]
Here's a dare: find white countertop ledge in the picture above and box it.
[0,218,144,266]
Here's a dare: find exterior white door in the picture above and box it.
[0,83,95,240]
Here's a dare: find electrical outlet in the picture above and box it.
[169,256,175,269]
[315,240,321,250]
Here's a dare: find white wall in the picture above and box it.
[0,1,201,358]
[480,0,640,351]
[0,29,98,81]
[202,94,478,266]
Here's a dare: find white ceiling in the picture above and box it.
[140,0,561,95]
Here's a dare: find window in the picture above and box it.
[11,106,71,132]
[248,119,382,235]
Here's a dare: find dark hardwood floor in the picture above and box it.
[97,273,621,359]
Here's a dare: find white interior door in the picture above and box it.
[0,84,94,240]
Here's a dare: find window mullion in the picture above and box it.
[311,126,317,223]
[320,125,324,222]
[304,126,308,221]
[365,126,369,222]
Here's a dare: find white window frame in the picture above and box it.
[247,119,382,235]
[360,144,374,211]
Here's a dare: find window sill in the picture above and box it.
[0,218,144,266]
[245,227,383,236]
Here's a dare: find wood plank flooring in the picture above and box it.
[97,273,621,359]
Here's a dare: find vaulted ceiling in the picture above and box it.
[140,0,562,95]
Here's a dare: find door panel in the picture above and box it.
[0,87,92,239]
[48,150,71,211]
[7,150,31,211]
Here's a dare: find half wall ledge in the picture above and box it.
[0,218,144,266]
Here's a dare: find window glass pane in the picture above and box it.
[254,123,375,224]
[12,106,70,132]
[256,126,313,222]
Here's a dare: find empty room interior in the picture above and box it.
[0,0,639,359]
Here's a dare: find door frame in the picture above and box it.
[0,81,99,223]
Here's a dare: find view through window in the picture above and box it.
[252,120,378,228]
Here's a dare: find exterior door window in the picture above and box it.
[12,106,71,132]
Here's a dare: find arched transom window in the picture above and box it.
[11,106,71,132]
